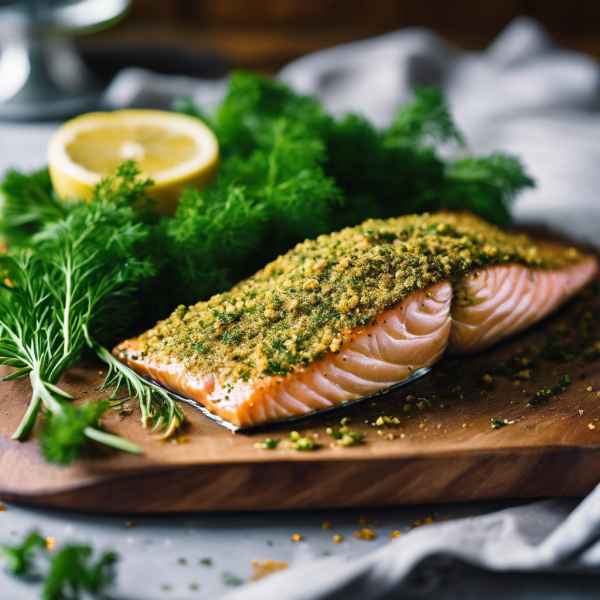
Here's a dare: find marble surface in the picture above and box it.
[0,499,530,599]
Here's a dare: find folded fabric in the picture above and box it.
[223,488,600,600]
[279,16,600,247]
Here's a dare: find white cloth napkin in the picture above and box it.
[224,490,600,600]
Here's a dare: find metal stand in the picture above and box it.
[0,0,130,120]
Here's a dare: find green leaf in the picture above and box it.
[0,532,46,577]
[42,545,118,600]
[41,401,110,465]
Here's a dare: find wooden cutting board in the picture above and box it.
[1,278,599,513]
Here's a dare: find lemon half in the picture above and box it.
[48,109,219,216]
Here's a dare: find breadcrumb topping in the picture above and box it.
[129,212,581,382]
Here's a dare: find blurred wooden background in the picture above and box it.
[80,0,600,74]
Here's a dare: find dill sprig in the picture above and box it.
[167,72,533,307]
[0,164,182,464]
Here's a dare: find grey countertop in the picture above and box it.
[0,499,529,599]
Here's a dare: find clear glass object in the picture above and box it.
[0,0,130,120]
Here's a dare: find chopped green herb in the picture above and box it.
[221,571,244,586]
[417,398,431,409]
[491,418,508,429]
[530,374,573,406]
[327,425,364,446]
[559,374,572,387]
[0,532,45,576]
[43,545,118,600]
[261,438,280,450]
[200,558,213,566]
[443,386,463,400]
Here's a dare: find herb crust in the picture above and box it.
[129,212,581,381]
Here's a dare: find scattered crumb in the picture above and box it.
[332,534,343,544]
[322,522,331,530]
[251,559,289,581]
[589,423,596,430]
[353,528,376,541]
[390,530,402,540]
[46,537,56,551]
[587,386,593,392]
[0,503,6,511]
[126,521,133,528]
[291,533,304,542]
[579,410,584,416]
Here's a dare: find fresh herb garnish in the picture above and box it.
[1,532,117,600]
[491,418,508,429]
[0,532,45,577]
[43,545,118,600]
[0,163,182,463]
[262,438,280,449]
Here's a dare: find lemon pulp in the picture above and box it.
[48,110,220,216]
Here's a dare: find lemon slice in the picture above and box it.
[48,109,219,215]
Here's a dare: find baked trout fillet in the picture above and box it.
[115,212,597,428]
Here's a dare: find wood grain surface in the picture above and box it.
[1,276,599,513]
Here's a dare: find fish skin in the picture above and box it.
[115,249,598,428]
